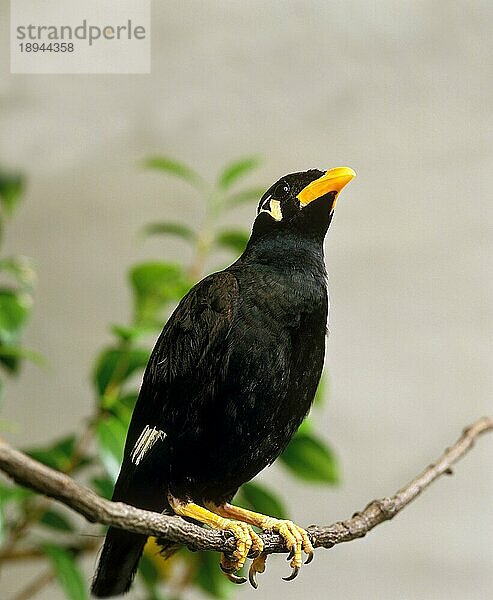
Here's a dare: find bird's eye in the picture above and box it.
[275,182,290,200]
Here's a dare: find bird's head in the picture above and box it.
[251,167,355,242]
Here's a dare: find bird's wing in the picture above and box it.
[122,270,240,459]
[94,275,238,598]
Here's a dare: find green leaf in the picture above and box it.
[0,351,19,374]
[91,476,114,499]
[26,435,77,471]
[40,509,74,532]
[195,550,231,598]
[0,290,31,345]
[0,483,30,544]
[95,415,127,482]
[237,482,287,520]
[138,553,159,591]
[0,172,24,216]
[0,289,36,374]
[0,506,5,544]
[111,324,154,343]
[93,347,150,396]
[118,391,139,411]
[143,156,206,191]
[296,418,313,435]
[215,230,249,254]
[130,262,191,326]
[313,375,328,408]
[0,256,36,289]
[142,222,196,242]
[280,432,340,484]
[42,543,88,600]
[0,482,32,504]
[0,345,46,366]
[217,156,261,190]
[225,187,265,208]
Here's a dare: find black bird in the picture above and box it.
[91,166,355,597]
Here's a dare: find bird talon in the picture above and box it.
[202,502,315,585]
[249,569,259,589]
[223,571,247,585]
[248,552,267,589]
[283,566,300,581]
[220,560,235,574]
[220,553,247,584]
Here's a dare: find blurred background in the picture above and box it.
[1,1,492,599]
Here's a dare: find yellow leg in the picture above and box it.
[207,502,314,586]
[168,495,260,584]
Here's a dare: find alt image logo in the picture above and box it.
[10,0,151,74]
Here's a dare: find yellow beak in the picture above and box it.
[297,167,356,207]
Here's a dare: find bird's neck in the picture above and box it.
[238,232,327,278]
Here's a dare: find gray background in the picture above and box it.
[1,1,492,599]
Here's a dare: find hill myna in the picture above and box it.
[92,166,355,597]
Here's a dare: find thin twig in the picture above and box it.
[0,417,491,557]
[0,422,94,571]
[0,540,98,562]
[10,568,54,600]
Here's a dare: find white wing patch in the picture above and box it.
[130,425,166,465]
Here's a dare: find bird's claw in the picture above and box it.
[204,502,313,587]
[219,522,263,585]
[220,563,247,585]
[248,552,267,589]
[265,519,314,582]
[282,565,300,581]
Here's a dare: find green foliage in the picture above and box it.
[26,435,78,471]
[94,346,150,398]
[143,156,206,191]
[142,221,197,241]
[280,431,340,484]
[130,261,191,327]
[235,481,287,520]
[42,543,88,600]
[95,415,128,481]
[0,169,24,216]
[0,291,31,372]
[0,171,37,378]
[313,375,328,407]
[91,476,114,499]
[194,550,231,599]
[39,509,74,532]
[0,256,36,290]
[0,482,32,543]
[0,157,340,600]
[217,156,261,190]
[138,553,167,600]
[224,187,266,210]
[215,230,250,254]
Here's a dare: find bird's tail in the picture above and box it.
[91,440,172,598]
[91,527,147,598]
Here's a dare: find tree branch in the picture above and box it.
[0,416,491,557]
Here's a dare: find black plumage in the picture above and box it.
[91,167,354,597]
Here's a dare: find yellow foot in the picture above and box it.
[207,503,314,585]
[169,495,261,582]
[204,501,263,582]
[268,518,314,580]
